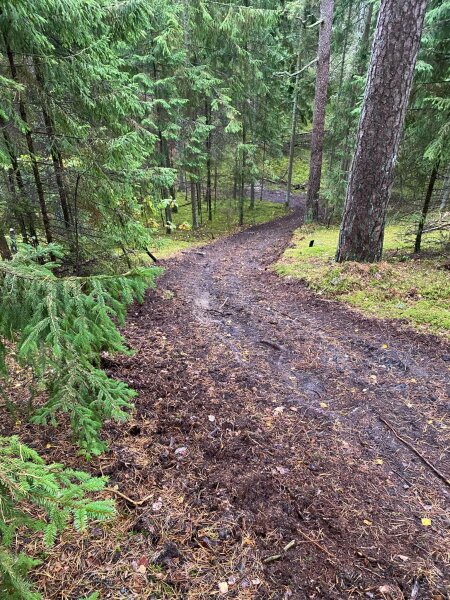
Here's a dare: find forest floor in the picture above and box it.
[21,202,450,599]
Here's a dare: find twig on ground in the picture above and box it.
[259,339,283,351]
[104,487,153,506]
[297,527,336,563]
[378,415,450,489]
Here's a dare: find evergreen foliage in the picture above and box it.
[0,245,161,455]
[0,435,115,599]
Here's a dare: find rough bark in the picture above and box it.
[415,161,440,253]
[340,2,374,177]
[336,0,428,263]
[306,0,334,220]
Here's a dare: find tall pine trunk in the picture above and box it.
[336,0,427,263]
[415,161,440,253]
[306,0,334,220]
[190,180,198,229]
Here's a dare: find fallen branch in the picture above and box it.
[378,415,450,489]
[104,487,154,506]
[297,527,336,563]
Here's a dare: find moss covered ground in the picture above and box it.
[275,223,450,337]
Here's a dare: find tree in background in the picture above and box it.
[306,0,335,220]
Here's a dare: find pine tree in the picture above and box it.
[336,0,428,262]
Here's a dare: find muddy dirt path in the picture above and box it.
[95,207,449,599]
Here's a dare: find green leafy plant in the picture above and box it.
[0,435,115,599]
[0,245,161,455]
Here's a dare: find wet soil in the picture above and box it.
[30,204,450,599]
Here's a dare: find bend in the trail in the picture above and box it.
[111,206,449,599]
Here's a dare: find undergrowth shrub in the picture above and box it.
[0,244,161,455]
[0,435,115,599]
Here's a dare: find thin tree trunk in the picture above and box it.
[250,182,255,209]
[1,119,36,242]
[5,42,52,243]
[191,179,199,229]
[286,28,302,208]
[439,163,450,212]
[415,161,440,253]
[306,0,335,221]
[336,0,428,263]
[214,162,218,210]
[238,120,246,226]
[205,100,213,221]
[33,58,72,234]
[0,230,12,260]
[260,140,266,201]
[196,181,202,223]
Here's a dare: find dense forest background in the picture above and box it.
[0,0,449,597]
[1,0,448,268]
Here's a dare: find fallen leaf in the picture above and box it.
[218,581,228,594]
[363,519,372,526]
[273,406,285,415]
[208,415,216,422]
[319,402,328,408]
[421,517,432,526]
[397,555,409,562]
[375,458,384,465]
[382,344,388,349]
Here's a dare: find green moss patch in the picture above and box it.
[275,224,450,337]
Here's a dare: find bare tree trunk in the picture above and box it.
[205,100,213,221]
[439,163,450,212]
[191,180,198,229]
[249,182,255,209]
[1,119,37,242]
[340,2,373,177]
[33,58,72,234]
[260,140,266,201]
[286,27,302,208]
[5,42,53,243]
[306,0,335,221]
[0,230,12,260]
[415,161,440,253]
[214,162,218,210]
[238,121,246,226]
[336,0,428,263]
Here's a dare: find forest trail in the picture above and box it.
[107,206,450,599]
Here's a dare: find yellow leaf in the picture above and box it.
[382,344,388,349]
[363,519,372,526]
[375,458,383,465]
[421,517,431,526]
[320,402,328,408]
